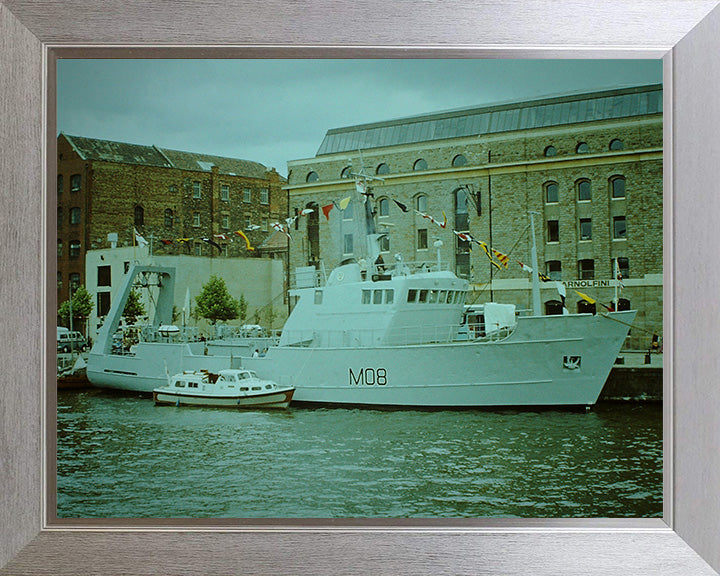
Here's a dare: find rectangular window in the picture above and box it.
[220,184,229,201]
[70,207,81,225]
[578,259,595,280]
[262,218,269,232]
[260,188,269,204]
[57,239,62,258]
[243,188,252,203]
[314,290,323,305]
[124,261,130,274]
[57,207,63,229]
[418,289,428,303]
[379,235,390,252]
[342,203,354,221]
[362,290,371,304]
[615,257,630,279]
[343,233,354,255]
[221,214,230,230]
[385,290,394,304]
[373,290,383,304]
[244,215,251,230]
[407,289,417,303]
[193,181,201,199]
[613,216,627,239]
[97,265,111,287]
[547,220,559,242]
[70,174,81,192]
[97,292,111,317]
[546,261,562,281]
[194,243,202,256]
[193,212,201,227]
[57,175,64,195]
[417,228,428,250]
[428,290,438,304]
[580,218,592,241]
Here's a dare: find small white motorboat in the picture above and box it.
[153,369,294,409]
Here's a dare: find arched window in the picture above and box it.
[376,163,390,175]
[577,299,596,314]
[69,240,81,259]
[134,205,144,227]
[377,197,389,217]
[306,171,319,183]
[544,145,557,157]
[164,208,174,227]
[413,158,428,171]
[609,139,624,151]
[545,300,564,315]
[70,174,81,192]
[452,154,468,167]
[340,166,352,179]
[416,195,427,213]
[617,298,631,311]
[576,142,589,153]
[544,181,559,203]
[69,207,81,225]
[576,179,591,201]
[610,175,626,198]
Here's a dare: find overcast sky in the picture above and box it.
[57,59,662,177]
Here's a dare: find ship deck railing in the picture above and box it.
[282,321,514,348]
[291,259,455,289]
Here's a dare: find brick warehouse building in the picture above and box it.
[285,84,663,349]
[56,133,288,305]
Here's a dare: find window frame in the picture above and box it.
[576,179,592,202]
[611,175,626,199]
[417,228,428,251]
[579,218,592,241]
[547,220,560,243]
[192,181,202,199]
[613,215,627,239]
[220,184,230,201]
[545,181,559,204]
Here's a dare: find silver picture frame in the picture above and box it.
[2,1,720,573]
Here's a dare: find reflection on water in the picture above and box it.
[57,390,662,518]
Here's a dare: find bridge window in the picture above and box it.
[314,290,323,305]
[362,290,371,304]
[385,290,394,304]
[373,290,383,304]
[407,289,417,303]
[418,290,428,303]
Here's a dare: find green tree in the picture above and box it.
[194,275,240,325]
[122,288,146,325]
[262,304,277,329]
[58,286,94,326]
[238,294,248,324]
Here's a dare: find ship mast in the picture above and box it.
[349,154,384,273]
[529,211,542,316]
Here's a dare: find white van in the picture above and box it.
[57,331,87,353]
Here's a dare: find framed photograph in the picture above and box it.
[2,1,720,574]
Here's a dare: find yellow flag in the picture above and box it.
[339,196,352,210]
[574,290,596,304]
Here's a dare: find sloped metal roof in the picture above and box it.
[316,84,662,156]
[61,134,269,178]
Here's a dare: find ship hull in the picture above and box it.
[241,311,635,408]
[89,311,635,407]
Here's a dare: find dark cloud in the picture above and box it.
[57,59,662,176]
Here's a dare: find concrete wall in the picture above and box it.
[84,247,286,337]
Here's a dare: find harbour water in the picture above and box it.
[57,390,662,518]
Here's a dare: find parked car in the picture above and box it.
[57,331,88,353]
